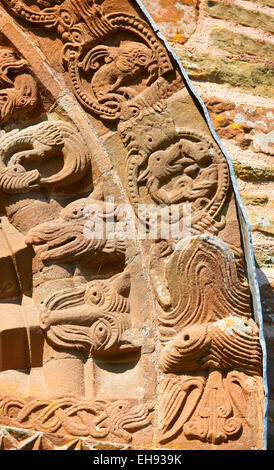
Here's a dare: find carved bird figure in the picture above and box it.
[137,140,198,204]
[138,140,218,205]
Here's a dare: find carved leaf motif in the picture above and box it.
[158,376,206,444]
[183,371,244,444]
[225,371,253,425]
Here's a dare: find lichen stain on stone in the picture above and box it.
[141,0,199,43]
[212,316,253,337]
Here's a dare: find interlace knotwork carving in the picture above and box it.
[1,0,172,120]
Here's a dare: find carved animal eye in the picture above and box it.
[70,206,84,219]
[94,321,108,340]
[85,283,104,306]
[60,10,73,27]
[11,164,24,174]
[137,53,148,65]
[91,319,111,348]
[71,31,83,44]
[18,98,27,106]
[90,289,102,304]
[2,51,13,58]
[113,401,127,412]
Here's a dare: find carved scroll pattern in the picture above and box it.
[0,396,153,442]
[155,235,263,444]
[1,0,172,120]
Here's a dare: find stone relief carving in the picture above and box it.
[158,370,261,446]
[2,0,172,120]
[0,396,153,442]
[0,120,90,194]
[81,42,158,102]
[0,0,265,451]
[154,236,262,445]
[25,196,126,263]
[0,45,38,123]
[37,269,142,361]
[118,87,229,236]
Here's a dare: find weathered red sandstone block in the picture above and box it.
[0,0,266,450]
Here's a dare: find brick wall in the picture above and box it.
[142,0,274,448]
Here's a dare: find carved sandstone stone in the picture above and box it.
[0,46,38,123]
[0,0,266,450]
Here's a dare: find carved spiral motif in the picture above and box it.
[85,280,130,313]
[223,417,242,436]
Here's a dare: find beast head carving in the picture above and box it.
[25,196,126,264]
[0,47,28,87]
[38,269,141,361]
[0,46,38,123]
